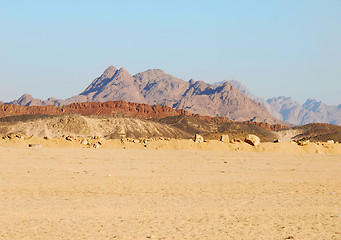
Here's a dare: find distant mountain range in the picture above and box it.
[8,66,281,124]
[227,80,341,125]
[6,66,341,125]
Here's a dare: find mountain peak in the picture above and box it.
[136,69,166,78]
[212,80,227,87]
[18,94,34,100]
[100,65,117,79]
[117,67,131,75]
[146,69,165,75]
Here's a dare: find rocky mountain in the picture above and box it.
[226,80,283,120]
[228,80,341,126]
[266,97,341,125]
[8,66,282,124]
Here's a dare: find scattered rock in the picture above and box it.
[28,144,42,148]
[220,134,229,143]
[65,135,75,141]
[93,144,100,148]
[81,139,88,145]
[244,134,261,146]
[232,138,242,143]
[3,133,25,140]
[194,134,204,143]
[133,139,140,143]
[93,136,100,140]
[43,136,51,140]
[285,236,294,239]
[327,140,334,144]
[274,139,280,143]
[297,140,309,146]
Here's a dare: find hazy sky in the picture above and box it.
[1,0,340,105]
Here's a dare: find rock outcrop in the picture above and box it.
[220,134,229,143]
[244,134,261,146]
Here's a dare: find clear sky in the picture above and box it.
[1,0,340,105]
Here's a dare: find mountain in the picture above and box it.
[228,80,341,126]
[8,66,282,124]
[266,97,341,125]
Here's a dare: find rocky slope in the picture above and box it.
[2,101,340,142]
[8,66,282,124]
[228,80,341,126]
[0,114,191,139]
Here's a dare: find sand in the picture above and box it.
[0,140,340,239]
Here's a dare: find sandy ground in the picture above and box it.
[0,141,340,239]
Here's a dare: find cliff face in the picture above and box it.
[1,100,190,119]
[8,66,282,124]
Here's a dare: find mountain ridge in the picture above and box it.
[7,66,339,125]
[8,66,282,124]
[228,80,341,126]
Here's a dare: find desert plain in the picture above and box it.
[0,139,340,240]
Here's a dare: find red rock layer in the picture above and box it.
[0,101,288,130]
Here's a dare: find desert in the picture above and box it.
[0,135,341,239]
[0,104,341,239]
[2,2,341,239]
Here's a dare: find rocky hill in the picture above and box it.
[276,123,341,143]
[228,80,341,126]
[8,66,282,124]
[0,101,288,131]
[0,114,191,139]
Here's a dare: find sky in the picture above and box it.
[0,0,340,105]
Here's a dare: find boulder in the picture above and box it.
[244,134,261,146]
[194,134,204,143]
[220,134,229,143]
[297,140,309,146]
[65,135,75,141]
[28,144,42,148]
[232,138,242,143]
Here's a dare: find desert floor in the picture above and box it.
[0,144,340,239]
